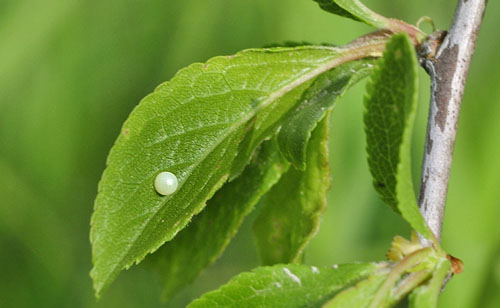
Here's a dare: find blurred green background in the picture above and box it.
[1,0,499,307]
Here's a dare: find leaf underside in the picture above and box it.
[278,59,374,170]
[89,44,380,296]
[313,0,387,28]
[364,34,432,239]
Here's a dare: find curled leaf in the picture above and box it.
[364,34,433,239]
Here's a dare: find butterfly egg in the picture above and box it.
[154,171,178,196]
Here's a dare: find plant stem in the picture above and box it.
[418,0,487,242]
[369,248,433,308]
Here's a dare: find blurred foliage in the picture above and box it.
[0,0,498,307]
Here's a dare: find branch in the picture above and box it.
[418,0,487,242]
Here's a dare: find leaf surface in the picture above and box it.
[253,115,330,265]
[278,60,374,170]
[322,271,389,308]
[90,43,387,296]
[148,138,289,300]
[364,34,432,239]
[188,263,382,308]
[313,0,387,28]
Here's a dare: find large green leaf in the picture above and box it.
[148,138,289,300]
[90,41,388,296]
[364,34,432,239]
[188,263,383,308]
[253,114,330,265]
[313,0,387,28]
[278,60,374,170]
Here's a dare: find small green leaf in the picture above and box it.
[409,259,451,308]
[322,271,389,308]
[90,41,388,297]
[324,247,441,308]
[374,248,436,308]
[364,34,432,239]
[312,1,425,44]
[148,138,289,300]
[313,0,387,28]
[253,115,330,265]
[188,263,383,308]
[278,60,374,170]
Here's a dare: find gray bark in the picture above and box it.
[418,0,487,241]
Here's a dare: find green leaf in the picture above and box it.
[278,59,374,170]
[313,0,388,28]
[148,138,289,300]
[364,34,432,239]
[312,1,425,44]
[409,259,451,308]
[188,263,383,308]
[322,271,389,308]
[253,115,331,265]
[90,41,388,297]
[187,242,448,307]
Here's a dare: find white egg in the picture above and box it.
[154,171,178,196]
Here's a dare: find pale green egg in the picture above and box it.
[154,171,178,196]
